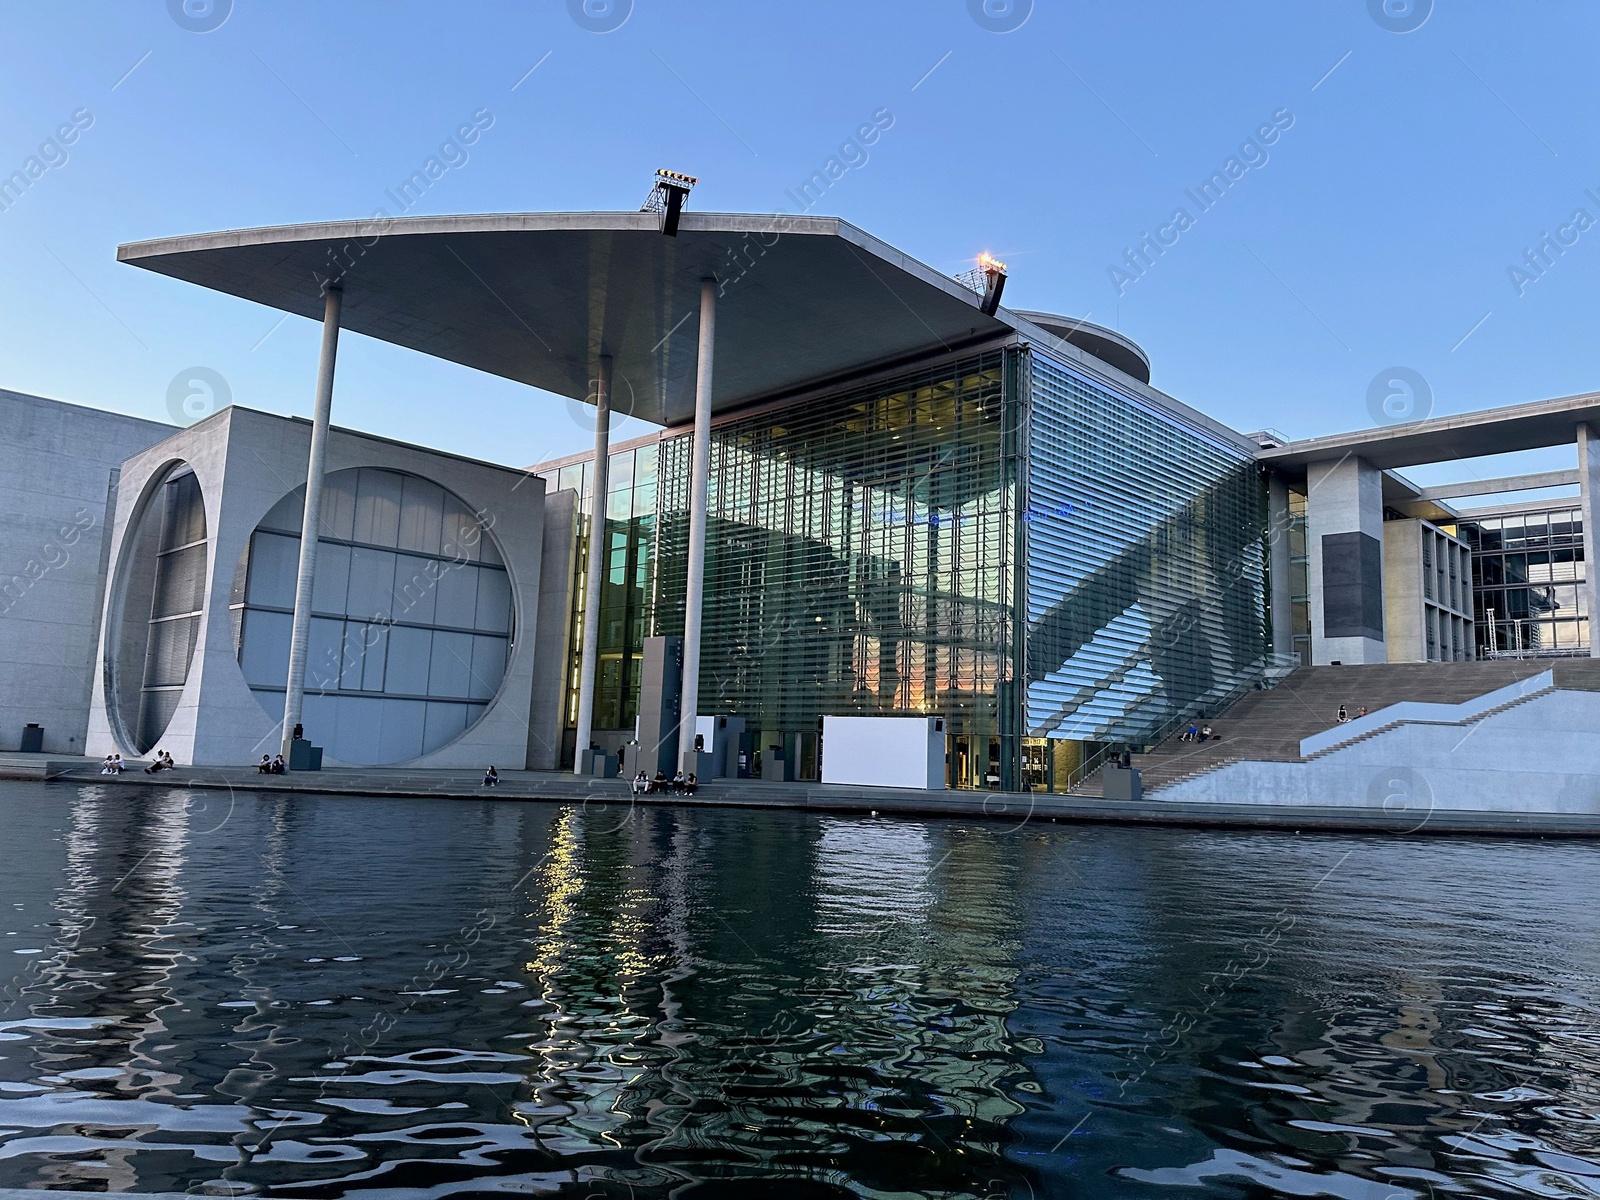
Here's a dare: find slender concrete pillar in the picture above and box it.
[572,356,613,771]
[678,279,716,763]
[281,286,343,765]
[1578,425,1600,658]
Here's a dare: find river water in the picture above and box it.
[1,783,1598,1197]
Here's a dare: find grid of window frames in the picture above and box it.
[538,443,658,754]
[234,467,513,765]
[1287,487,1310,664]
[137,468,209,753]
[1454,507,1588,657]
[653,352,1017,787]
[1024,349,1269,766]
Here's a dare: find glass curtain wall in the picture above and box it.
[540,444,658,763]
[1455,507,1588,656]
[653,352,1017,787]
[234,467,512,765]
[1024,349,1269,779]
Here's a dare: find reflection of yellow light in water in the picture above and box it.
[526,808,583,980]
[518,809,664,1148]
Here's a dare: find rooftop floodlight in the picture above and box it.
[640,169,698,237]
[955,252,1008,316]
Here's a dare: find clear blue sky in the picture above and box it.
[2,1,1596,483]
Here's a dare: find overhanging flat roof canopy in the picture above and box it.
[118,211,1018,428]
[1262,389,1600,472]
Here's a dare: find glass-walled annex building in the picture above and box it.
[536,339,1274,791]
[1454,506,1588,658]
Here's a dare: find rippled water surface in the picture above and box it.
[2,784,1600,1197]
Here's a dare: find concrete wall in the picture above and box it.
[1579,424,1600,658]
[526,487,574,770]
[1307,456,1386,664]
[0,390,173,753]
[1382,519,1425,662]
[1156,687,1600,814]
[87,406,550,768]
[1383,518,1473,663]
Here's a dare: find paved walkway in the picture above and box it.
[3,753,1597,839]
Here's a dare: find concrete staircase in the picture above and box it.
[1075,660,1599,797]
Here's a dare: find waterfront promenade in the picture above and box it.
[6,754,1598,839]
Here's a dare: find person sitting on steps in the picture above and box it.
[482,766,500,787]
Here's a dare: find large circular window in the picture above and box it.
[235,467,512,765]
[110,464,209,754]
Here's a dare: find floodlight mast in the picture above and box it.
[955,253,1008,315]
[640,169,698,236]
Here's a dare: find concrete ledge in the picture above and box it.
[1299,670,1553,757]
[30,763,1600,840]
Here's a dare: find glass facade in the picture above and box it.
[1455,507,1588,657]
[536,443,659,758]
[137,467,208,753]
[1024,349,1269,755]
[234,467,513,764]
[537,344,1275,790]
[653,351,1017,787]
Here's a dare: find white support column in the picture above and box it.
[678,279,716,764]
[1578,424,1600,658]
[572,356,612,771]
[281,286,343,765]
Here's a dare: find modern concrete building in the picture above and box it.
[1263,391,1600,665]
[7,203,1600,791]
[84,405,568,769]
[0,390,174,753]
[1381,519,1473,663]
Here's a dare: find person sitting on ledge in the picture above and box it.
[652,770,667,794]
[631,771,648,796]
[257,755,272,774]
[684,772,698,796]
[483,765,500,787]
[671,769,686,794]
[100,755,117,775]
[144,750,173,774]
[270,754,285,775]
[110,755,125,774]
[1182,723,1198,742]
[1201,725,1214,742]
[1336,704,1349,723]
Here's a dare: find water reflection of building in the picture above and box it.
[507,806,1037,1191]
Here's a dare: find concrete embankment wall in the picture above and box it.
[1155,688,1600,814]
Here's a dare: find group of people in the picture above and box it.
[631,769,697,796]
[256,754,286,774]
[99,750,174,774]
[1334,704,1369,723]
[1179,723,1216,743]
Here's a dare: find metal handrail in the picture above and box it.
[1060,653,1299,793]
